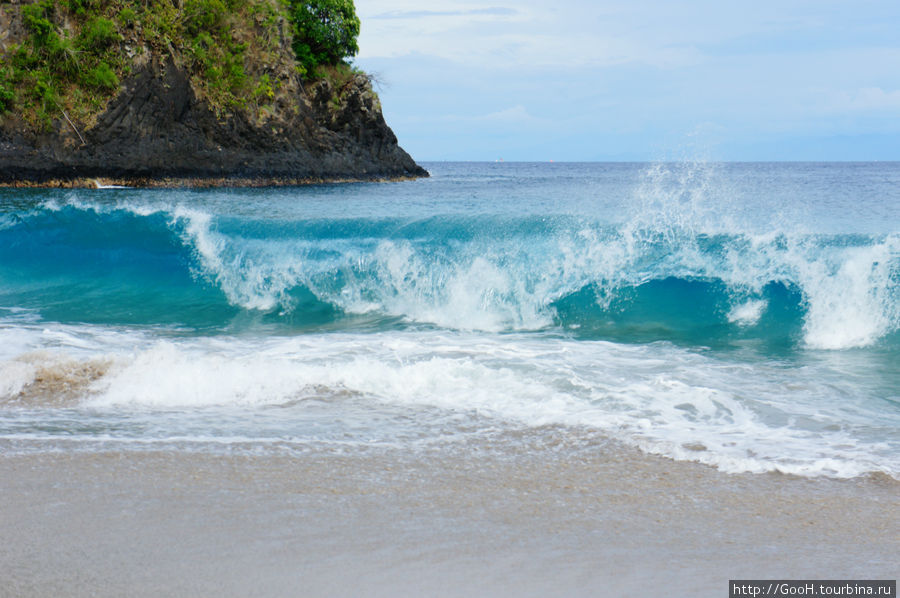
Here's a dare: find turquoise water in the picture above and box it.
[1,162,899,477]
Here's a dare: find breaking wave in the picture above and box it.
[0,195,897,349]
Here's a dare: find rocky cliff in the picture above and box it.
[0,1,427,186]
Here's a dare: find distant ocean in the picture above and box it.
[1,162,898,479]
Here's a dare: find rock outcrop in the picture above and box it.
[0,2,426,186]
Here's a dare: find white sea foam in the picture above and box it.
[0,215,18,231]
[616,163,900,349]
[0,360,35,398]
[39,195,171,217]
[727,300,767,326]
[364,240,556,331]
[797,237,900,349]
[88,341,309,408]
[1,322,891,478]
[164,213,900,349]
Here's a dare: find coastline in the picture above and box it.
[1,162,897,597]
[0,173,428,189]
[1,431,896,598]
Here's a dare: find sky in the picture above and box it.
[352,0,900,161]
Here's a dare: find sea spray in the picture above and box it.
[2,184,898,347]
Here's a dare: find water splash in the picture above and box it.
[2,171,898,348]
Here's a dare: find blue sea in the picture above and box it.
[1,162,898,478]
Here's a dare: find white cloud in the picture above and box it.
[356,0,873,69]
[356,0,703,68]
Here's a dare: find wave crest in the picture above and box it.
[2,196,898,348]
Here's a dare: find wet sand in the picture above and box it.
[0,432,897,597]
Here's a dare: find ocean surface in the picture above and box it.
[1,162,898,479]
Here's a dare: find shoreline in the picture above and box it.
[1,433,896,598]
[0,173,428,189]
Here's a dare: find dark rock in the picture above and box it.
[0,60,427,186]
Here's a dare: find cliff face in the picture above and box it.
[0,1,427,186]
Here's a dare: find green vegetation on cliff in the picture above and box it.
[0,0,363,131]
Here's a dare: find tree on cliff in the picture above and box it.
[287,0,360,75]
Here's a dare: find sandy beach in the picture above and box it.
[1,430,896,598]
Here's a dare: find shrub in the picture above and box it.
[30,74,58,109]
[78,17,120,51]
[0,81,15,113]
[183,0,228,36]
[118,7,137,28]
[49,34,81,76]
[83,61,119,90]
[67,0,98,17]
[22,1,55,41]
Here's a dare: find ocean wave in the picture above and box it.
[1,195,898,349]
[0,328,897,478]
[1,163,899,481]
